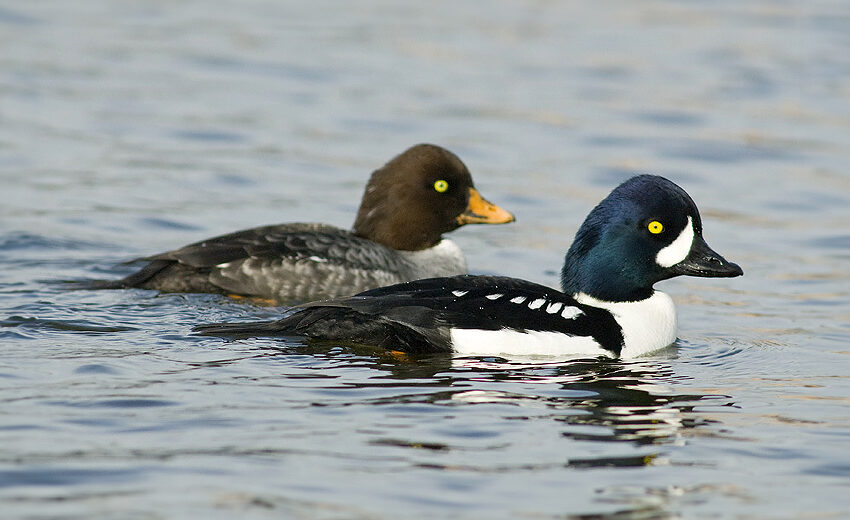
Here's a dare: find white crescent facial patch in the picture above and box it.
[656,216,694,268]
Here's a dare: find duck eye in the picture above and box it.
[647,221,664,234]
[433,180,449,193]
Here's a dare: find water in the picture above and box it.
[2,1,849,518]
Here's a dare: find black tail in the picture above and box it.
[193,320,290,336]
[192,307,329,337]
[193,306,450,353]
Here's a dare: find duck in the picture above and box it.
[194,175,743,358]
[88,144,515,304]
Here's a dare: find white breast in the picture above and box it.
[575,291,677,358]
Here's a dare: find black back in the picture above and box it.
[198,275,624,355]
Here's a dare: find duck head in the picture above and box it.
[353,144,514,251]
[561,175,743,302]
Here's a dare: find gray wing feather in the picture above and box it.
[145,223,415,301]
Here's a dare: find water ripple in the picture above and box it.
[0,315,137,334]
[0,468,141,488]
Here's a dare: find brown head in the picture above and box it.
[352,144,514,251]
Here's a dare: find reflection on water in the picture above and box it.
[450,358,733,458]
[237,344,735,470]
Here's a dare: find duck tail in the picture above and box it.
[60,260,172,291]
[193,319,292,337]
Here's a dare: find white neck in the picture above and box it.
[575,291,678,358]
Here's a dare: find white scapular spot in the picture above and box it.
[546,302,563,314]
[510,296,526,304]
[561,307,583,320]
[452,290,468,297]
[528,298,546,310]
[485,293,503,300]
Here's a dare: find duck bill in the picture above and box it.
[670,235,743,278]
[456,187,515,225]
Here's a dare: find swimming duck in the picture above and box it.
[195,175,742,358]
[91,144,515,303]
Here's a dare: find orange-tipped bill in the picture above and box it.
[456,187,515,225]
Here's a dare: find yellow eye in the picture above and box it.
[433,180,449,193]
[647,221,664,234]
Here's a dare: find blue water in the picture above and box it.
[2,1,850,518]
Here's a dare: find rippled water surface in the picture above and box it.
[2,1,850,518]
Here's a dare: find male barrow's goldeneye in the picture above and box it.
[88,144,515,304]
[195,175,743,358]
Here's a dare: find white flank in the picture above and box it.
[216,262,231,268]
[656,216,694,268]
[308,256,328,263]
[528,298,546,310]
[450,328,609,358]
[575,291,677,358]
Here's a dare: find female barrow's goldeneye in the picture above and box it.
[195,175,743,358]
[88,144,515,304]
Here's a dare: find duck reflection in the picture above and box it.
[226,340,733,468]
[448,355,729,453]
